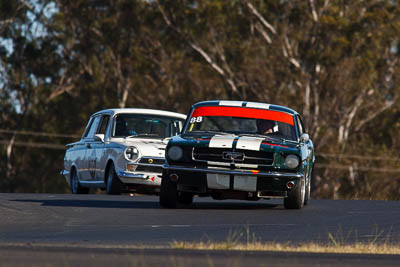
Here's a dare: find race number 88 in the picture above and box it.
[190,116,203,123]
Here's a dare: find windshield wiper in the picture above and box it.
[238,133,268,139]
[186,130,234,136]
[264,135,299,144]
[126,134,160,138]
[237,133,282,143]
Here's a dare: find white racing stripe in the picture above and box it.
[209,135,236,148]
[236,136,264,151]
[219,101,243,106]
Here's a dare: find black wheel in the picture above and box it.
[70,169,89,194]
[304,170,312,206]
[106,164,123,195]
[159,172,178,208]
[284,178,305,209]
[178,192,193,205]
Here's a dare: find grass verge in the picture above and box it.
[171,241,400,254]
[170,226,400,255]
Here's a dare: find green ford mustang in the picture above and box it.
[160,100,315,209]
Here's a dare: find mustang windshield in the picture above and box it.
[113,114,184,138]
[184,106,297,141]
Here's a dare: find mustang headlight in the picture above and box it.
[167,146,183,161]
[125,146,139,161]
[285,154,299,169]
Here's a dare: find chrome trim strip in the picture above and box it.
[257,191,287,198]
[192,151,274,166]
[258,195,286,199]
[80,181,104,184]
[127,163,164,168]
[117,171,160,179]
[207,161,230,166]
[235,163,258,168]
[163,164,303,178]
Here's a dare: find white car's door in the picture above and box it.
[80,116,102,181]
[94,115,111,182]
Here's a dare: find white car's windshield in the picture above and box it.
[184,106,297,141]
[113,114,184,138]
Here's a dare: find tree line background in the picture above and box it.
[1,0,399,199]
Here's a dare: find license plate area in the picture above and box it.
[206,174,257,191]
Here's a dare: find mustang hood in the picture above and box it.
[173,134,299,153]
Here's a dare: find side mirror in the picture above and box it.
[300,133,309,143]
[94,134,104,142]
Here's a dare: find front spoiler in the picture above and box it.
[163,164,303,178]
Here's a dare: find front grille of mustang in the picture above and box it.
[192,147,274,166]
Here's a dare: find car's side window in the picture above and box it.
[82,118,93,138]
[170,120,184,136]
[296,115,304,136]
[85,116,102,139]
[98,115,110,136]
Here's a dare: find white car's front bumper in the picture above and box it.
[60,169,70,185]
[117,170,162,186]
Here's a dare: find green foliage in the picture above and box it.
[0,0,399,198]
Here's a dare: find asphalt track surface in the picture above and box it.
[1,193,400,266]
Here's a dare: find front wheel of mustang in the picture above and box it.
[304,177,311,206]
[304,168,314,206]
[178,192,193,205]
[284,178,305,209]
[159,173,178,208]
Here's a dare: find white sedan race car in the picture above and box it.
[61,108,186,195]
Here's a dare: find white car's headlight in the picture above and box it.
[285,154,299,169]
[167,146,183,161]
[125,146,139,161]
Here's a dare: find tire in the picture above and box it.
[284,178,305,209]
[159,172,178,208]
[70,169,89,194]
[178,192,193,205]
[106,164,123,195]
[304,170,312,206]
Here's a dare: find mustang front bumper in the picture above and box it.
[163,164,303,178]
[163,164,303,197]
